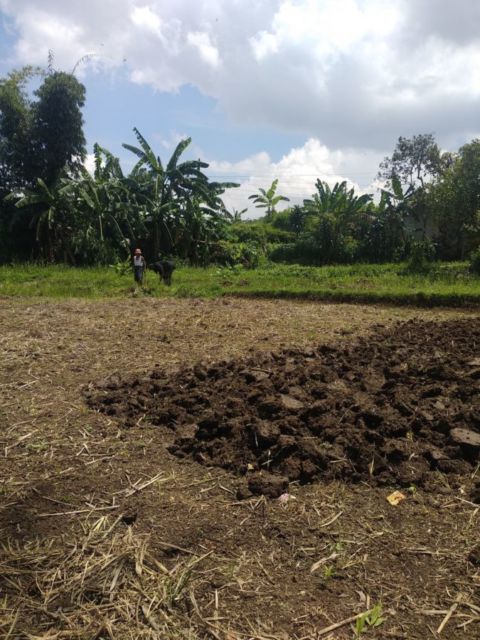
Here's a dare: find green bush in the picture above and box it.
[404,240,436,274]
[228,221,294,246]
[268,233,359,266]
[210,240,262,268]
[469,247,480,275]
[269,240,322,265]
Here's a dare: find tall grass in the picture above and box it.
[0,262,479,306]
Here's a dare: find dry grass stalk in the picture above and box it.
[437,594,464,634]
[0,515,213,638]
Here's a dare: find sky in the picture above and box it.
[1,0,480,216]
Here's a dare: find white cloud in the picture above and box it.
[250,31,278,61]
[187,31,220,68]
[130,6,165,41]
[2,0,480,152]
[153,129,190,150]
[207,138,382,217]
[84,153,95,174]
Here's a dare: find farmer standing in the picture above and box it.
[133,248,146,286]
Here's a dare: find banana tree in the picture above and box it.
[66,166,134,260]
[123,128,211,256]
[304,180,372,219]
[248,178,289,219]
[11,177,70,261]
[171,175,239,262]
[75,142,149,257]
[93,143,150,251]
[92,142,124,182]
[379,174,414,215]
[302,180,373,263]
[224,207,247,222]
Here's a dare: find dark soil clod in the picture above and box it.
[247,472,289,499]
[85,318,480,495]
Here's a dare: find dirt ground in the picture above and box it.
[1,297,479,639]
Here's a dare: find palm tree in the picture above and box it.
[248,178,289,219]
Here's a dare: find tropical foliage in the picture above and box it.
[268,136,480,266]
[0,65,241,264]
[248,178,290,219]
[1,62,480,269]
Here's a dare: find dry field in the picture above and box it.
[0,297,479,639]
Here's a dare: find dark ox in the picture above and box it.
[151,260,175,286]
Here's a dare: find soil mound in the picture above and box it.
[85,318,480,490]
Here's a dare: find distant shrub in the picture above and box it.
[110,258,131,276]
[229,222,294,246]
[211,240,261,269]
[269,240,322,265]
[269,234,359,266]
[404,240,436,274]
[469,247,480,275]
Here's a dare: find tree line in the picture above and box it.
[1,65,480,268]
[0,66,241,265]
[247,134,480,267]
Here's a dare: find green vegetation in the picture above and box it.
[1,62,479,274]
[248,178,290,219]
[470,247,480,275]
[1,262,479,306]
[0,62,238,266]
[355,603,386,637]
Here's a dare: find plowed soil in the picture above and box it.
[1,299,479,639]
[86,318,480,496]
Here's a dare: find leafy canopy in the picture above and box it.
[378,133,446,190]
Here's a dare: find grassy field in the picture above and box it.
[1,261,479,306]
